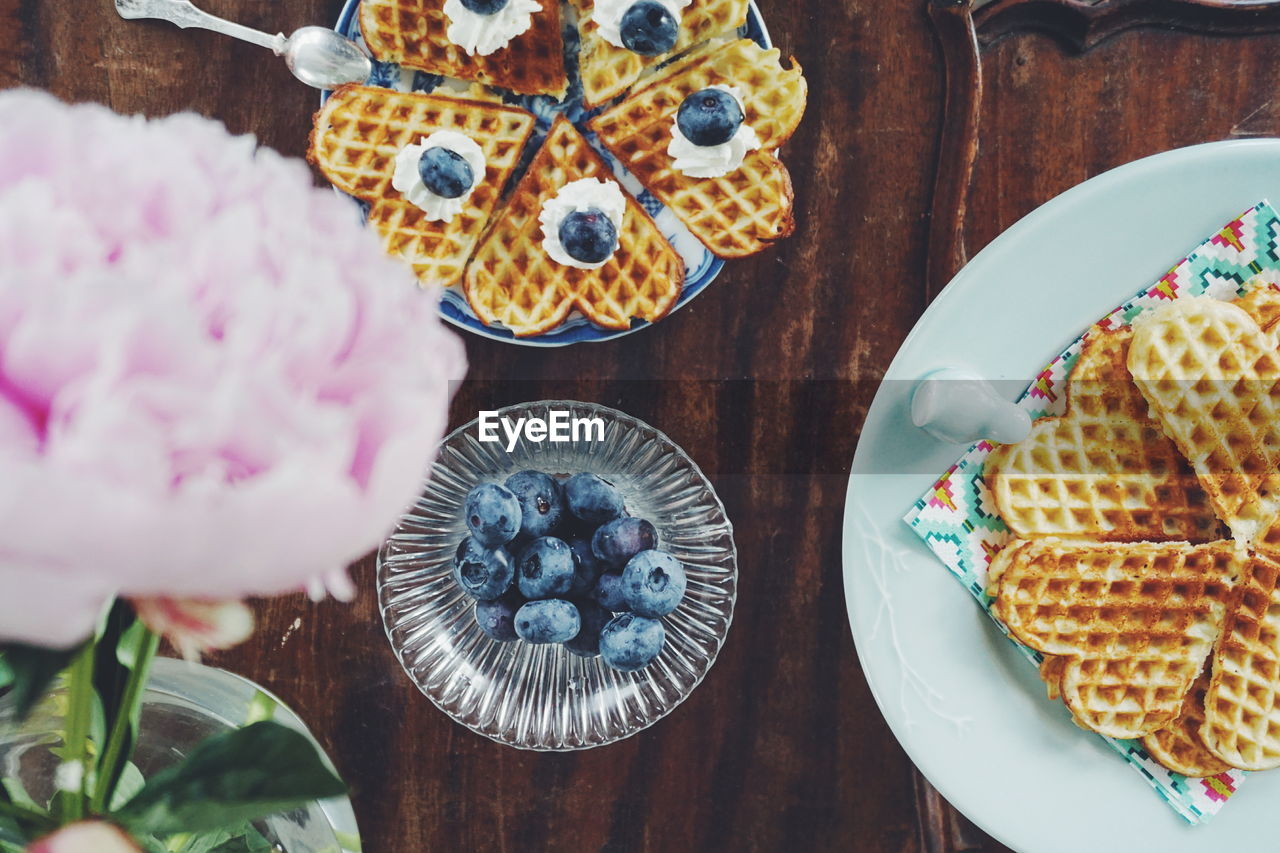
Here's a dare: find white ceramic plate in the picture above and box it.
[843,139,1280,853]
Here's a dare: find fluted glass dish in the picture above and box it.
[377,400,737,750]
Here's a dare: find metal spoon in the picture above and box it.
[114,0,372,90]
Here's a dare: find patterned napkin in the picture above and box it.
[904,200,1280,824]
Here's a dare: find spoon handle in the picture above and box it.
[114,0,286,54]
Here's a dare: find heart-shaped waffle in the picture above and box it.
[1201,548,1280,770]
[359,0,568,98]
[464,116,685,337]
[1141,668,1233,777]
[568,0,750,107]
[989,538,1237,739]
[309,85,536,290]
[986,324,1222,542]
[1128,296,1280,544]
[589,38,806,258]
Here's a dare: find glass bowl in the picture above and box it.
[377,400,737,750]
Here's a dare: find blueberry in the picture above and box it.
[564,473,626,525]
[676,87,745,147]
[592,517,658,569]
[504,470,566,539]
[515,599,581,644]
[622,550,687,618]
[599,613,665,672]
[474,589,523,642]
[460,0,509,15]
[558,208,618,265]
[564,600,611,657]
[619,1,679,56]
[593,571,630,612]
[568,537,606,597]
[517,536,576,599]
[464,483,520,548]
[453,537,515,601]
[418,146,475,199]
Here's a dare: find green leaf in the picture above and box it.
[0,812,27,846]
[164,822,274,853]
[0,643,80,722]
[110,761,147,812]
[210,824,275,853]
[116,722,347,836]
[93,602,139,740]
[0,799,54,839]
[91,616,158,815]
[2,779,42,814]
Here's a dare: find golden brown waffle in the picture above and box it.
[1141,669,1233,777]
[589,38,806,258]
[1039,655,1065,701]
[464,116,685,336]
[568,0,749,107]
[1202,549,1280,770]
[1128,296,1280,544]
[986,325,1222,542]
[359,0,568,97]
[309,85,536,289]
[989,538,1236,739]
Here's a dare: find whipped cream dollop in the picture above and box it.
[539,178,627,270]
[667,84,761,179]
[391,130,487,222]
[595,0,691,51]
[443,0,541,56]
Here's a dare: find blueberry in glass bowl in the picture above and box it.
[377,400,737,751]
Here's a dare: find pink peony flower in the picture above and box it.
[26,822,140,853]
[0,90,466,648]
[133,598,255,660]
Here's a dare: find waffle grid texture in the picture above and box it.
[986,325,1222,543]
[986,284,1280,774]
[590,39,806,258]
[463,117,684,337]
[359,0,568,97]
[1202,550,1280,770]
[989,539,1236,740]
[1140,670,1233,777]
[568,0,750,107]
[309,85,536,289]
[1129,297,1280,546]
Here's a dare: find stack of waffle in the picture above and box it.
[986,280,1280,775]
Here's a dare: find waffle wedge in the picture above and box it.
[589,38,806,258]
[1141,669,1233,777]
[309,85,536,289]
[359,0,568,98]
[986,325,1221,542]
[569,0,749,107]
[989,538,1237,739]
[1128,296,1280,545]
[464,116,685,336]
[1202,548,1280,770]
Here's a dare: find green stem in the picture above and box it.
[57,644,95,823]
[89,628,160,815]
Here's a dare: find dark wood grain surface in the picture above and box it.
[9,0,1280,850]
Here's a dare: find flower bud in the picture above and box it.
[27,822,141,853]
[132,598,254,660]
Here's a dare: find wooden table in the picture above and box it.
[11,0,1280,849]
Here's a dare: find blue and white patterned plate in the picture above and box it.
[327,0,771,346]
